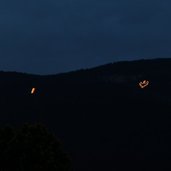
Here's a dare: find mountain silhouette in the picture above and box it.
[0,58,171,170]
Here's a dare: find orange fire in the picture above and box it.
[139,80,149,89]
[31,88,36,94]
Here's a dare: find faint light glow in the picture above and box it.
[31,88,36,94]
[139,80,149,89]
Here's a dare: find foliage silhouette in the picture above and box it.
[0,123,72,171]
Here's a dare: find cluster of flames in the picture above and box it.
[139,80,149,89]
[30,80,149,95]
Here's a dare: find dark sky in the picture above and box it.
[0,0,171,75]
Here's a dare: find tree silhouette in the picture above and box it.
[0,123,72,171]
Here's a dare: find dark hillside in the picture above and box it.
[0,58,171,170]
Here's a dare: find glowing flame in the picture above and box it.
[31,88,36,94]
[139,80,149,89]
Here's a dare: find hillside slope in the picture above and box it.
[0,58,171,170]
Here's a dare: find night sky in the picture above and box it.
[0,0,171,75]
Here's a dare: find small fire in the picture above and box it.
[31,88,36,94]
[139,80,149,89]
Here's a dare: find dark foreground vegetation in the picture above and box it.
[0,58,171,170]
[0,124,73,171]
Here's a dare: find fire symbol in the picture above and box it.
[139,80,149,89]
[31,88,36,94]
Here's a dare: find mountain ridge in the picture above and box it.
[0,58,171,170]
